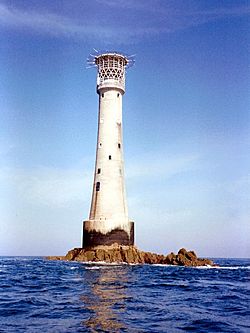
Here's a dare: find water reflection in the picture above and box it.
[81,265,129,332]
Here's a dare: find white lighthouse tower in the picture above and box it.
[83,52,134,248]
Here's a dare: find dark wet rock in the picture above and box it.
[46,246,215,267]
[178,248,188,256]
[164,252,176,264]
[65,248,81,261]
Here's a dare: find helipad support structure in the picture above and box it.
[82,52,134,248]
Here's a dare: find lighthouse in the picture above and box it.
[82,52,134,248]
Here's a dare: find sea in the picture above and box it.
[0,257,249,333]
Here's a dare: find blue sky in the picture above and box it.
[0,0,249,257]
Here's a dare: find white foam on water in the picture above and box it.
[85,264,123,270]
[150,264,250,269]
[151,264,176,267]
[196,265,250,270]
[84,261,126,266]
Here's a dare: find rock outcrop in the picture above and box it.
[47,246,214,266]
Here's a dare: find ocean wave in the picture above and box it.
[83,261,126,266]
[84,262,126,269]
[197,265,250,270]
[0,257,249,333]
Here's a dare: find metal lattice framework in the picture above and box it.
[95,53,127,88]
[87,51,135,92]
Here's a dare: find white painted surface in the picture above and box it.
[85,54,132,235]
[89,89,129,223]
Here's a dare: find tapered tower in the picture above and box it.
[82,52,134,248]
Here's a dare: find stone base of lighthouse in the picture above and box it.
[82,221,134,248]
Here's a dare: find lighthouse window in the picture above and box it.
[101,93,104,98]
[96,182,100,191]
[109,155,112,160]
[117,93,120,97]
[99,142,102,148]
[118,143,121,148]
[97,168,101,174]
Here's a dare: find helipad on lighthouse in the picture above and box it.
[82,52,135,248]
